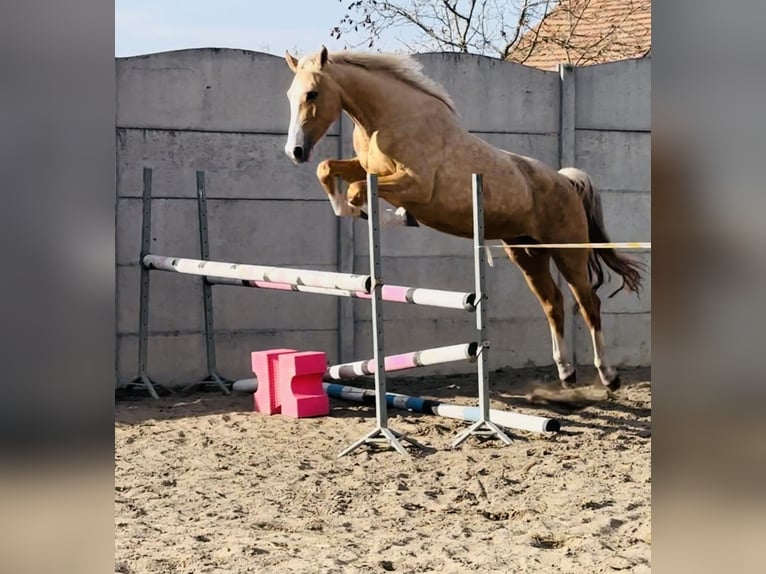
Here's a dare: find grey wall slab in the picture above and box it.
[415,53,560,133]
[598,190,651,243]
[117,48,326,134]
[117,198,201,265]
[117,128,339,199]
[116,198,144,266]
[575,130,651,191]
[575,58,651,131]
[573,313,651,366]
[486,318,556,369]
[475,132,560,170]
[212,286,338,332]
[118,333,207,384]
[117,266,204,335]
[205,199,338,266]
[355,221,472,258]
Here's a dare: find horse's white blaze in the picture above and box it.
[550,326,575,381]
[284,90,304,160]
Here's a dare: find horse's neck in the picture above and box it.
[330,64,414,134]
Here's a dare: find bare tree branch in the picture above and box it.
[516,0,552,64]
[460,0,479,48]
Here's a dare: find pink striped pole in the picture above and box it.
[324,342,479,381]
[206,277,477,311]
[143,254,372,293]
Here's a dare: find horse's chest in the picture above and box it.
[359,137,396,175]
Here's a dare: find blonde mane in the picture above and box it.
[326,51,457,114]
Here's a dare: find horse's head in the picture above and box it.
[284,46,342,164]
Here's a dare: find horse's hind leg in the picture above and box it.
[552,249,620,390]
[503,245,576,386]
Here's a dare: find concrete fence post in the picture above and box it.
[336,112,356,363]
[558,63,577,366]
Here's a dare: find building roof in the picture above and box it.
[506,0,651,70]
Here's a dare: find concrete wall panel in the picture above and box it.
[117,266,204,335]
[415,53,560,133]
[573,313,651,367]
[117,48,319,134]
[575,58,651,131]
[117,128,339,200]
[212,286,338,332]
[205,199,338,266]
[575,130,651,191]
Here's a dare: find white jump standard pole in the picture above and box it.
[452,173,514,447]
[338,174,425,458]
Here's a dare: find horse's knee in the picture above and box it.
[316,160,332,183]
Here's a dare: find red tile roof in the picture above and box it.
[506,0,651,69]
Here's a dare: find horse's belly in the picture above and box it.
[405,184,532,240]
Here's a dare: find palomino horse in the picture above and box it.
[283,46,644,390]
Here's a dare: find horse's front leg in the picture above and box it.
[316,158,367,218]
[319,159,419,227]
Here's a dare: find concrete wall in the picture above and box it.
[572,58,651,365]
[115,48,650,386]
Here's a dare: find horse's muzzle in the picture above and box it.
[292,145,307,163]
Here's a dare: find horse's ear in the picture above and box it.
[285,51,299,72]
[319,45,328,69]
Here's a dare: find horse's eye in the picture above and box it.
[306,91,318,102]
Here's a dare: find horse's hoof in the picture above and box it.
[605,375,621,391]
[405,211,420,227]
[561,371,577,388]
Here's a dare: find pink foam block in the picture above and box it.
[277,351,330,418]
[251,348,296,415]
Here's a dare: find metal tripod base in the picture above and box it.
[129,374,171,400]
[451,419,514,448]
[182,371,231,395]
[338,426,425,458]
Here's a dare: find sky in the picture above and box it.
[115,0,412,58]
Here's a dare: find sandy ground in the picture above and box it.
[115,366,651,574]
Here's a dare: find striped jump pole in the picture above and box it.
[324,342,479,380]
[324,382,560,434]
[143,254,372,293]
[231,378,559,435]
[207,276,476,312]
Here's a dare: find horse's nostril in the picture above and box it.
[293,146,304,161]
